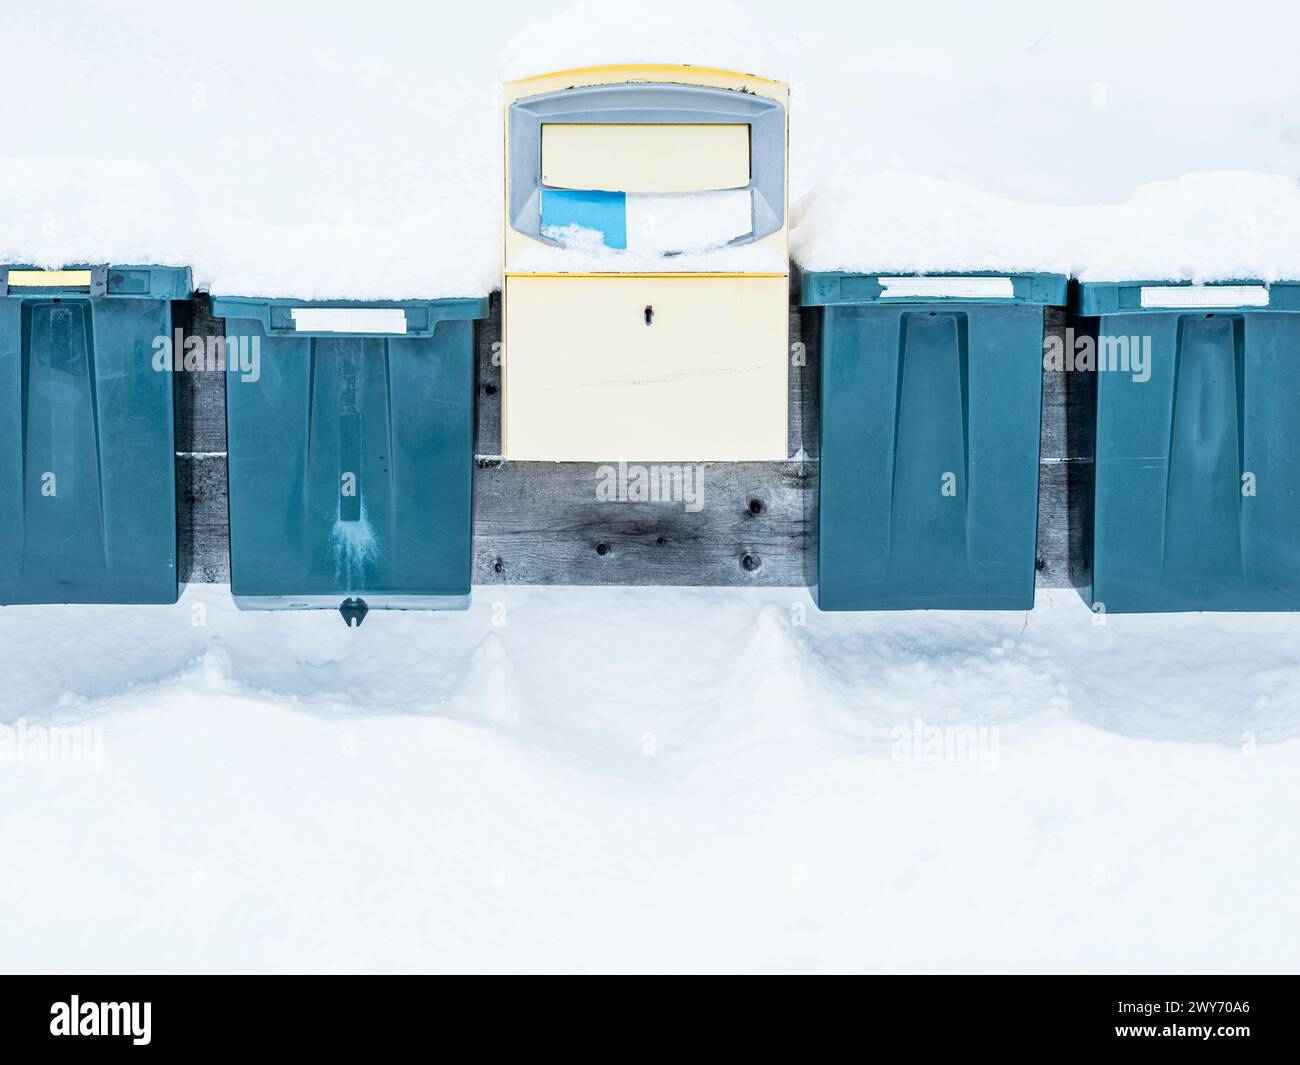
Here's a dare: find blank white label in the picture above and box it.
[879,276,1015,299]
[1139,285,1269,308]
[291,308,408,333]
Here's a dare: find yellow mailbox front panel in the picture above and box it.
[504,274,788,461]
[541,123,752,193]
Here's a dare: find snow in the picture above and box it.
[510,230,787,274]
[1075,171,1300,283]
[3,1,1299,292]
[623,191,756,254]
[0,1,503,300]
[791,170,1300,283]
[2,585,1298,973]
[0,158,190,274]
[781,0,1300,280]
[791,172,1078,279]
[527,189,774,267]
[3,0,1300,974]
[781,0,1300,205]
[499,0,787,82]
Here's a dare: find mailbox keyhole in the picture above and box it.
[644,305,654,326]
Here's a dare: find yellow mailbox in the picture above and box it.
[502,64,790,461]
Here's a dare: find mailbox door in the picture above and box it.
[503,274,789,461]
[0,294,179,605]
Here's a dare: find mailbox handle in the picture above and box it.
[209,297,490,337]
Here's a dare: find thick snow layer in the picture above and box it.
[1074,171,1300,282]
[2,586,1298,974]
[499,0,787,82]
[0,2,502,300]
[791,170,1300,283]
[0,159,191,273]
[0,157,501,301]
[791,172,1078,278]
[3,1,1299,293]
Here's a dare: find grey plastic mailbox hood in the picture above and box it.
[508,81,786,247]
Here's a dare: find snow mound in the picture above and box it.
[2,586,1300,973]
[792,169,1300,283]
[1076,170,1300,283]
[0,158,190,272]
[499,0,787,82]
[791,171,1076,277]
[198,207,502,301]
[0,4,502,301]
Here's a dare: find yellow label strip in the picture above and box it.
[6,269,93,288]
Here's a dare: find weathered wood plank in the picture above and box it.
[1063,311,1099,592]
[173,295,228,456]
[472,458,814,586]
[1040,306,1066,462]
[789,300,819,461]
[1035,459,1070,588]
[174,295,232,586]
[1039,306,1094,466]
[176,453,230,584]
[474,291,503,456]
[1034,306,1078,588]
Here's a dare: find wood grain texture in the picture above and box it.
[172,296,228,456]
[1063,311,1100,592]
[1035,305,1080,589]
[177,453,230,584]
[174,296,231,586]
[472,458,814,586]
[474,291,503,456]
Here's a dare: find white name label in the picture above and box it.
[291,308,408,333]
[879,276,1015,299]
[1139,285,1269,309]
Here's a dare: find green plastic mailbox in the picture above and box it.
[0,265,191,605]
[214,296,488,626]
[802,272,1066,611]
[1076,280,1300,612]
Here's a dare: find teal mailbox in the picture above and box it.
[1076,280,1300,612]
[0,265,191,605]
[802,272,1066,610]
[215,296,488,626]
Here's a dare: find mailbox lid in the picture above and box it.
[801,271,1068,308]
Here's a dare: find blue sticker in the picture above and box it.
[540,189,627,249]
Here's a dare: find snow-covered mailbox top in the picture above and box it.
[501,64,791,462]
[506,72,788,259]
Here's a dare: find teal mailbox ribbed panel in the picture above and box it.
[214,297,488,620]
[1076,280,1300,612]
[0,265,191,605]
[802,272,1066,611]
